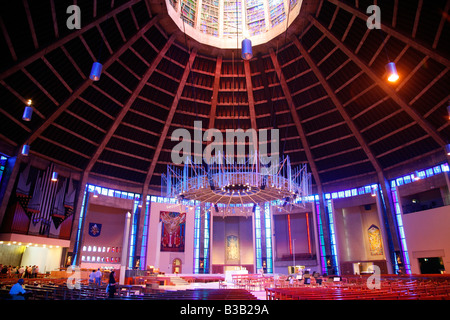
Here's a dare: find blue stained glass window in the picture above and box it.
[268,0,285,27]
[193,205,201,273]
[264,203,273,273]
[390,184,411,274]
[326,199,339,275]
[139,197,151,270]
[0,155,7,185]
[203,204,210,273]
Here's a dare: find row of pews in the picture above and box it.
[110,289,258,300]
[0,279,257,300]
[265,276,450,300]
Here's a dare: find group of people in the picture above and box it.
[89,268,116,298]
[88,268,103,286]
[0,264,39,278]
[7,268,118,299]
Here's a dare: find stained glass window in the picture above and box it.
[246,0,266,36]
[268,0,285,27]
[167,0,302,47]
[200,0,219,36]
[0,155,7,186]
[181,0,197,27]
[223,1,242,38]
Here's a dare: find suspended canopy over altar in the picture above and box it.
[162,151,312,213]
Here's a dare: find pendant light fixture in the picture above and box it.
[447,101,450,120]
[385,61,399,82]
[89,30,105,81]
[22,99,33,121]
[21,144,30,156]
[375,26,399,83]
[51,171,58,182]
[239,0,252,61]
[89,61,103,81]
[242,38,252,60]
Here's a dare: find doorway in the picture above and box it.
[172,258,182,274]
[418,257,445,274]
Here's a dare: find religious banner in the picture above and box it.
[88,223,102,237]
[226,235,239,261]
[160,211,186,252]
[368,224,383,256]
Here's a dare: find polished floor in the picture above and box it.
[159,278,267,300]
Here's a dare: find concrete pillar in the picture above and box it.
[70,171,89,266]
[374,188,394,274]
[119,211,131,285]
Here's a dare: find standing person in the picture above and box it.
[26,266,32,278]
[89,270,96,287]
[95,268,102,286]
[107,271,116,298]
[31,265,36,278]
[7,266,13,278]
[18,266,24,278]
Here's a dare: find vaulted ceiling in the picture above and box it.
[0,0,449,194]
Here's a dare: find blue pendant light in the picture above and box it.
[51,171,58,182]
[21,144,30,156]
[22,99,33,121]
[89,62,103,81]
[241,38,253,60]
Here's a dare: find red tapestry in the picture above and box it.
[160,211,186,252]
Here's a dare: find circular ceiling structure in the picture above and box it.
[165,0,303,49]
[0,0,449,195]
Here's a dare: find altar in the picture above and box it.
[224,267,248,283]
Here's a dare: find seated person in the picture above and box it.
[9,279,27,300]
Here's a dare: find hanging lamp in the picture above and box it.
[51,171,58,182]
[22,99,33,121]
[89,31,105,81]
[447,102,450,120]
[385,61,399,82]
[21,144,30,156]
[241,38,253,60]
[89,61,103,81]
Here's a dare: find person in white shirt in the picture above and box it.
[9,279,26,300]
[89,270,96,287]
[95,268,102,286]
